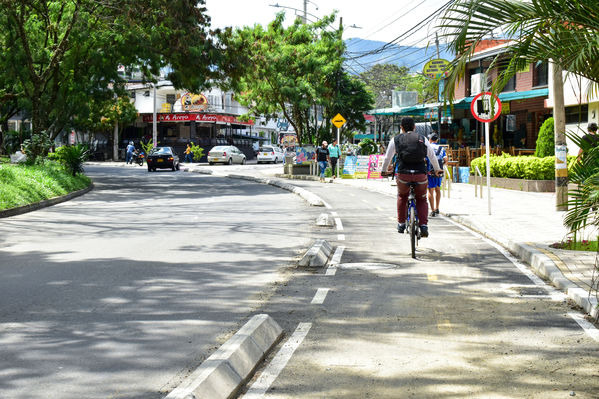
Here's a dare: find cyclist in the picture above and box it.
[381,117,443,238]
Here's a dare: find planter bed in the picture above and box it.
[469,175,554,192]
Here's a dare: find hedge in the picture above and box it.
[470,153,577,180]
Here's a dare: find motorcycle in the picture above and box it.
[131,150,145,166]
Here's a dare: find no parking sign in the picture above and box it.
[470,92,501,123]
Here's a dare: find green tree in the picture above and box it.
[221,13,372,146]
[0,0,223,140]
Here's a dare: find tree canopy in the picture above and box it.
[221,13,373,145]
[0,0,223,139]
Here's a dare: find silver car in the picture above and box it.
[257,145,284,164]
[207,145,246,165]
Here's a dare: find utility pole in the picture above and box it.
[552,60,568,211]
[303,0,307,24]
[435,32,442,135]
[152,83,157,146]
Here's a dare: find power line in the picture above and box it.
[347,0,428,48]
[345,0,454,61]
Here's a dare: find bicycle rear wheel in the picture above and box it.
[409,206,417,258]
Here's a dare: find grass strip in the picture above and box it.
[0,162,91,210]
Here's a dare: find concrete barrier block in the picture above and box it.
[164,314,283,399]
[316,213,333,227]
[299,239,333,267]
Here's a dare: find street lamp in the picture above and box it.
[269,3,319,23]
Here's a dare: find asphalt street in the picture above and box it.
[237,178,599,399]
[2,164,599,399]
[0,164,320,399]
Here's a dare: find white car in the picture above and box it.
[207,145,246,165]
[257,146,284,164]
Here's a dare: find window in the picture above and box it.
[534,61,549,87]
[565,105,588,124]
[498,61,516,92]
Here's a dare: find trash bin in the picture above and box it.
[459,167,470,183]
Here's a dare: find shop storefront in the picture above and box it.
[133,113,254,160]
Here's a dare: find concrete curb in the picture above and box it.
[447,213,599,319]
[0,183,94,218]
[299,239,333,267]
[165,314,283,399]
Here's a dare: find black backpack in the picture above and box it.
[395,132,427,164]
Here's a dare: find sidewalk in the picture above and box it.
[332,176,599,319]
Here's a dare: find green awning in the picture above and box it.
[453,88,549,109]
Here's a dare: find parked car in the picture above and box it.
[257,145,284,164]
[207,145,246,165]
[147,147,180,172]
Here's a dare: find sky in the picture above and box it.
[204,0,451,47]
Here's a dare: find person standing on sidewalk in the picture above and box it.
[316,141,330,183]
[426,133,447,217]
[381,117,442,238]
[328,139,341,179]
[578,122,599,160]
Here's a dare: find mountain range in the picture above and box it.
[344,38,453,74]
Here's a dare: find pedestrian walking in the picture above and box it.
[184,144,193,163]
[316,141,330,183]
[126,141,135,164]
[426,133,447,217]
[328,139,341,178]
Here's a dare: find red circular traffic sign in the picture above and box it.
[470,91,502,123]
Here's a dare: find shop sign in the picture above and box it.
[501,101,511,114]
[142,113,254,125]
[277,118,290,131]
[423,59,450,79]
[181,92,209,111]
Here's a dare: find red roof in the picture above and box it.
[472,39,511,54]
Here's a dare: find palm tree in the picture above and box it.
[439,0,599,100]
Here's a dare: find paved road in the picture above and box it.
[0,164,319,399]
[237,179,599,399]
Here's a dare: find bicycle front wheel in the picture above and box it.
[409,206,417,258]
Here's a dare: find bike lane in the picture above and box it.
[239,179,599,399]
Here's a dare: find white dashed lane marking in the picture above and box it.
[311,288,330,304]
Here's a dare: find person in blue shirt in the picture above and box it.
[328,139,341,178]
[126,141,135,164]
[426,134,448,217]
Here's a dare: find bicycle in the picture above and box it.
[405,182,420,259]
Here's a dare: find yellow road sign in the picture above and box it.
[331,113,346,129]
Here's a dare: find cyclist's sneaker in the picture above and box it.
[434,209,440,216]
[420,225,429,238]
[397,223,406,233]
[430,210,436,217]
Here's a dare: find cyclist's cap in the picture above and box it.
[429,133,439,141]
[588,122,598,132]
